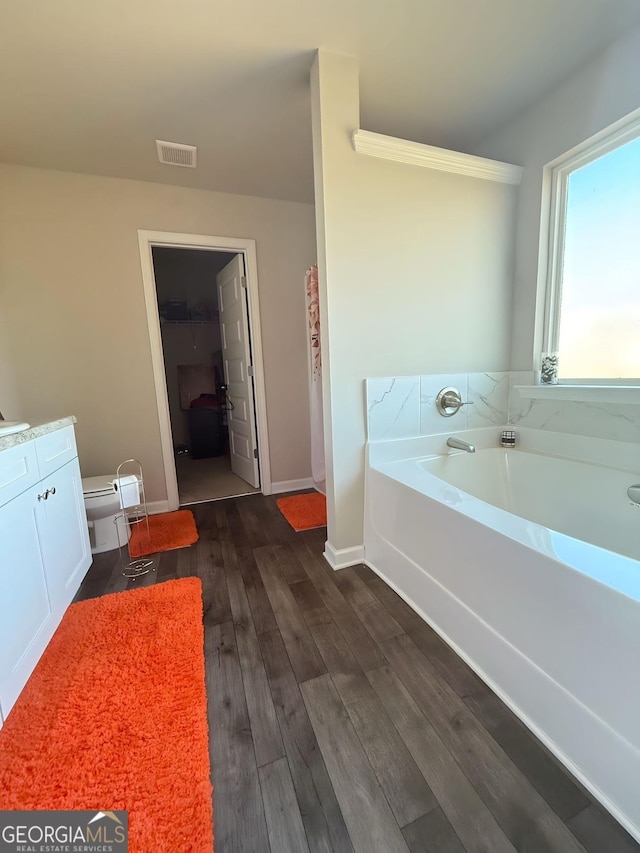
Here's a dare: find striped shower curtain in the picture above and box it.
[305,265,325,491]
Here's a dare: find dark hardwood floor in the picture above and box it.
[75,494,639,853]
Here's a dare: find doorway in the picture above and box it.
[139,231,272,510]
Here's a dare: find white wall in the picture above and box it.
[0,164,316,499]
[473,25,640,370]
[311,51,518,558]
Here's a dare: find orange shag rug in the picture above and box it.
[276,492,327,531]
[129,509,198,557]
[0,578,213,852]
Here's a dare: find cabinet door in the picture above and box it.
[0,485,52,717]
[35,425,78,481]
[0,439,39,509]
[40,457,91,613]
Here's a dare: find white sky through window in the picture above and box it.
[558,135,640,379]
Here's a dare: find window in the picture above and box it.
[543,113,640,383]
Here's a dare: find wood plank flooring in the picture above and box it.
[76,494,640,853]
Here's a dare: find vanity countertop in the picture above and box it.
[0,416,77,454]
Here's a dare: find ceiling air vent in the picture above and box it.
[156,140,197,168]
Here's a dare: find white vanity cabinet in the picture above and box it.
[0,482,53,718]
[35,430,91,615]
[0,423,91,724]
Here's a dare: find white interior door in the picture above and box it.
[217,255,260,488]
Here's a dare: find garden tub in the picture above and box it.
[364,426,640,840]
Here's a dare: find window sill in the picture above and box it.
[514,385,640,404]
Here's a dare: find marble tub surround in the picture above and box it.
[467,372,511,429]
[423,372,510,433]
[0,416,77,454]
[367,371,640,446]
[365,376,420,440]
[419,373,469,434]
[366,373,510,440]
[509,397,640,445]
[508,372,640,446]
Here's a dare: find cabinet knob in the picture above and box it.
[38,490,50,501]
[49,487,56,496]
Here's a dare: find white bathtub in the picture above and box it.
[364,427,640,841]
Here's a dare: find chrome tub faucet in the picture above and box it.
[446,436,476,453]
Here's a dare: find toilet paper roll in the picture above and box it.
[112,474,141,509]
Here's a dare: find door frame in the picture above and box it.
[138,229,272,510]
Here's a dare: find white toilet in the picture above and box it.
[82,475,129,554]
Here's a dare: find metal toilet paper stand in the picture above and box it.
[114,459,155,579]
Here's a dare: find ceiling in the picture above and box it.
[1,0,639,204]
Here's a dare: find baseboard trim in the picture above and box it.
[147,500,170,515]
[324,542,365,571]
[271,478,315,494]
